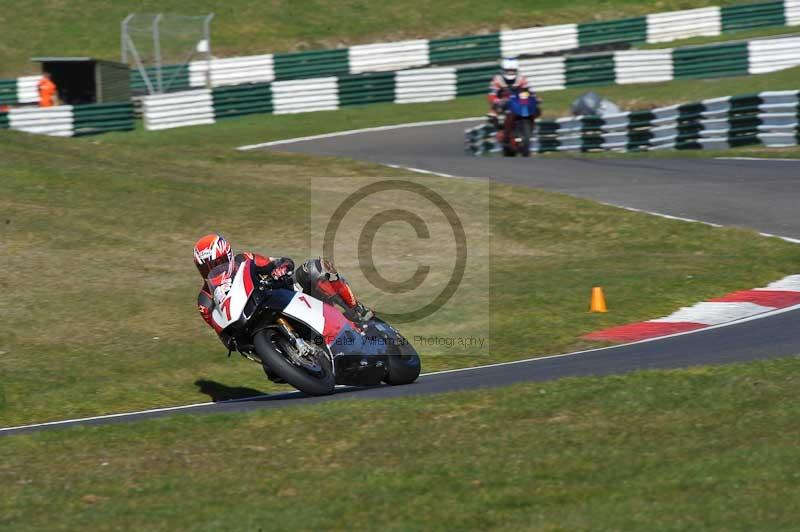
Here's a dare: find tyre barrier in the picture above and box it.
[464,91,800,154]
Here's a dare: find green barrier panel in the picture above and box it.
[429,33,501,64]
[627,110,655,150]
[72,102,135,136]
[721,1,785,31]
[337,71,395,106]
[729,93,763,113]
[0,79,17,105]
[673,42,749,79]
[274,49,349,80]
[130,65,190,94]
[565,54,616,87]
[577,16,647,47]
[727,133,761,146]
[0,111,8,129]
[455,64,495,97]
[212,83,273,119]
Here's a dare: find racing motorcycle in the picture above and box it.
[206,259,421,396]
[492,88,539,157]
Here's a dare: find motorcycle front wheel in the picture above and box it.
[254,329,335,396]
[517,118,532,157]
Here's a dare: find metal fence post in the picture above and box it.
[203,13,215,90]
[153,14,164,93]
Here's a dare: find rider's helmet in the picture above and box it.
[501,57,519,85]
[193,233,233,278]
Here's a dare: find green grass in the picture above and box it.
[3,81,800,428]
[2,356,800,530]
[0,0,777,77]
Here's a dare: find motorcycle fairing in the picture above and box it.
[210,260,255,330]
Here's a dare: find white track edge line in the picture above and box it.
[599,201,800,244]
[236,117,482,151]
[384,163,455,178]
[4,302,800,434]
[716,157,800,162]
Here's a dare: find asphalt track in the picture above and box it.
[4,119,800,436]
[262,120,800,240]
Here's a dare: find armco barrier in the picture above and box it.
[271,77,339,114]
[0,102,135,137]
[673,42,749,79]
[212,83,273,120]
[8,106,73,136]
[140,33,800,131]
[0,79,16,105]
[748,35,800,72]
[465,91,800,154]
[646,7,722,43]
[722,0,786,31]
[142,90,214,130]
[72,102,135,136]
[395,67,457,103]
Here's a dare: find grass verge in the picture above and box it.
[3,62,800,425]
[2,356,799,530]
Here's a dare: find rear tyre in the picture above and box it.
[254,329,335,396]
[384,342,422,385]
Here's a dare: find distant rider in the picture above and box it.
[487,58,539,141]
[193,233,372,351]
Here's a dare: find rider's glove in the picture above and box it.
[270,257,295,281]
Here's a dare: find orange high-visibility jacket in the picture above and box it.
[38,77,57,107]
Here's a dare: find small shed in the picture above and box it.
[32,57,131,105]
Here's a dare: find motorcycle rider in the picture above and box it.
[487,57,539,142]
[193,233,372,351]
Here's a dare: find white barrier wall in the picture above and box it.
[500,24,579,57]
[348,40,429,74]
[16,76,40,104]
[395,67,456,104]
[271,77,339,114]
[646,7,722,43]
[786,0,800,25]
[189,55,275,88]
[519,56,566,91]
[748,36,800,73]
[8,106,74,136]
[142,89,215,130]
[614,50,674,84]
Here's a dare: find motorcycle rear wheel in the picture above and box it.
[384,340,422,385]
[254,329,335,396]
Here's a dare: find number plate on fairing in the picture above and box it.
[282,293,325,334]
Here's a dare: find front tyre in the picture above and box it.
[254,329,335,396]
[517,118,532,157]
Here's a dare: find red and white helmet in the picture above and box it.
[193,233,233,278]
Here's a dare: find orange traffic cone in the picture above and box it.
[589,286,608,313]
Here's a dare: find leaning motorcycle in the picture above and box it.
[493,88,539,157]
[206,259,422,396]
